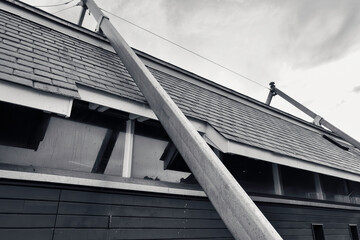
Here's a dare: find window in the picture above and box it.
[131,134,190,183]
[222,154,275,194]
[350,225,359,240]
[281,165,316,199]
[0,101,127,176]
[0,117,107,172]
[320,174,349,202]
[312,224,325,240]
[347,181,360,204]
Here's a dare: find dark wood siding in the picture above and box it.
[0,184,59,240]
[0,180,232,240]
[1,179,360,240]
[259,203,360,240]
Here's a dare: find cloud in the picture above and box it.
[353,86,360,93]
[150,0,360,90]
[279,0,360,69]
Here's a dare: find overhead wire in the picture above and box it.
[34,0,76,8]
[52,3,78,14]
[100,8,269,90]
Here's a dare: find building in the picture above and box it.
[1,0,360,239]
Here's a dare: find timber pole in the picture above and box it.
[84,1,283,239]
[270,83,360,150]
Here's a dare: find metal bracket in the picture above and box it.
[266,82,277,105]
[95,14,109,33]
[269,82,277,96]
[313,115,323,126]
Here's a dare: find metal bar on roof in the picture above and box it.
[270,82,360,150]
[77,0,87,26]
[265,82,276,105]
[83,0,283,239]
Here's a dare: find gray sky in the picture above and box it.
[24,0,360,141]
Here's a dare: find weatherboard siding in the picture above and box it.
[0,180,232,240]
[0,180,360,240]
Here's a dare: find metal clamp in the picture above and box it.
[313,115,323,126]
[95,14,109,33]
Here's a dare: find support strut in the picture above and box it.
[82,0,282,239]
[267,82,360,150]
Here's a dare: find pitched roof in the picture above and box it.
[1,3,360,178]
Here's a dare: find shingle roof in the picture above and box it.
[1,8,360,175]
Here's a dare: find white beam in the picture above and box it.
[0,81,73,117]
[272,164,283,195]
[97,106,109,112]
[122,119,135,178]
[314,173,325,200]
[78,85,157,120]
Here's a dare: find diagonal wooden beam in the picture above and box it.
[91,128,120,174]
[83,1,282,239]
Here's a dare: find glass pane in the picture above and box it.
[0,117,107,172]
[223,154,274,194]
[104,131,126,176]
[350,225,360,240]
[320,174,349,202]
[348,181,360,204]
[281,165,316,199]
[131,134,190,183]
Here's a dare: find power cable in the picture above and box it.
[100,8,269,90]
[52,4,78,14]
[34,0,76,8]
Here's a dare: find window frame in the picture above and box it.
[311,224,325,240]
[349,224,359,240]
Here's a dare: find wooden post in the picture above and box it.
[272,164,283,195]
[122,119,135,177]
[83,1,283,239]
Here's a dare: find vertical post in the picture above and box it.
[314,173,325,200]
[272,163,283,195]
[122,119,135,177]
[84,1,282,239]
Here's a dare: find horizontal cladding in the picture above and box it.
[1,180,360,240]
[0,180,232,240]
[259,203,360,240]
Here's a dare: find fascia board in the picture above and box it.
[0,81,73,117]
[78,85,158,120]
